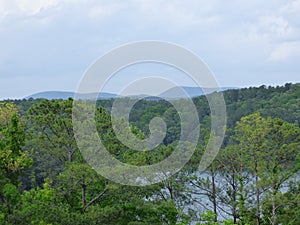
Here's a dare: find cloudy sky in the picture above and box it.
[0,0,299,99]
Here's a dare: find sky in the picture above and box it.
[0,0,300,99]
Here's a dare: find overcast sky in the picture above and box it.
[0,0,300,99]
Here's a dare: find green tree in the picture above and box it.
[233,113,300,225]
[0,102,32,223]
[27,99,79,186]
[234,113,269,225]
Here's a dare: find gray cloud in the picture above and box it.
[0,0,299,99]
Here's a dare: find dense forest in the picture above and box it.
[0,83,300,225]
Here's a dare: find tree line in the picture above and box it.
[0,83,299,224]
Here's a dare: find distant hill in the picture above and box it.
[26,91,117,100]
[159,86,237,99]
[25,87,237,100]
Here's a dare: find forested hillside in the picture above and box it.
[0,83,299,225]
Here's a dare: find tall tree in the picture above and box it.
[0,102,32,185]
[234,113,269,225]
[0,102,32,223]
[234,113,300,225]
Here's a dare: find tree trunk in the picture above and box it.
[81,175,86,208]
[255,161,260,225]
[211,171,217,222]
[232,174,237,224]
[271,202,277,225]
[68,150,72,162]
[81,187,108,213]
[270,189,278,225]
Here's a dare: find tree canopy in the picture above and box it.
[0,83,300,224]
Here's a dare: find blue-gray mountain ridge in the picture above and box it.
[26,87,237,100]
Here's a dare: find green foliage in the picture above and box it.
[0,103,33,185]
[1,83,300,224]
[2,183,20,203]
